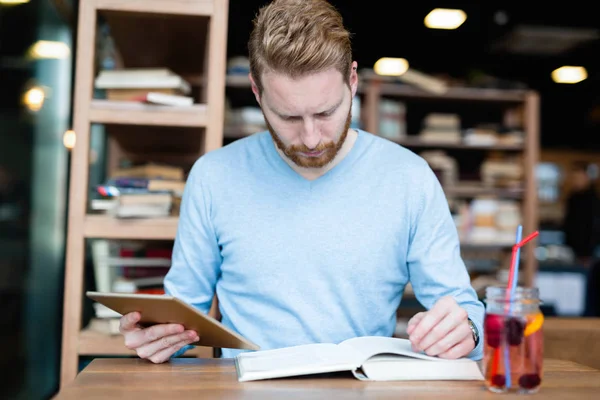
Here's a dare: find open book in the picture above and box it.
[235,336,483,382]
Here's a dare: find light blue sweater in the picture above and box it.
[164,129,484,360]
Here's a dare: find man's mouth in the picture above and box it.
[299,150,325,157]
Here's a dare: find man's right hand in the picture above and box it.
[119,311,199,363]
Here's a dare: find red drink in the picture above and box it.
[483,286,544,394]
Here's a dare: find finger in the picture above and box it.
[417,307,467,352]
[406,312,425,335]
[148,339,196,364]
[119,312,142,334]
[422,319,472,357]
[409,299,453,347]
[136,330,199,359]
[438,336,475,360]
[124,323,186,350]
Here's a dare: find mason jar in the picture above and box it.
[482,285,544,394]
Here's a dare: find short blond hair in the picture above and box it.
[248,0,353,93]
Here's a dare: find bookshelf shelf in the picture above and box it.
[359,71,528,103]
[393,136,524,151]
[94,0,216,16]
[84,215,179,240]
[375,83,528,103]
[90,100,208,127]
[78,328,211,357]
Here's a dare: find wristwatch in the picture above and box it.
[468,318,480,347]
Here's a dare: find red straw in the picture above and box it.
[517,230,540,249]
[505,230,539,299]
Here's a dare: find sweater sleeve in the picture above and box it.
[163,157,223,358]
[406,159,485,360]
[164,156,223,315]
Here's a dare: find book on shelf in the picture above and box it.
[235,336,483,382]
[104,88,178,102]
[90,198,117,212]
[419,113,461,143]
[397,68,449,95]
[105,177,186,194]
[94,189,173,218]
[111,164,185,181]
[134,92,194,107]
[91,164,186,218]
[95,68,191,95]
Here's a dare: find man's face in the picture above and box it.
[252,65,357,169]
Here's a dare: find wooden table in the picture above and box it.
[54,357,600,399]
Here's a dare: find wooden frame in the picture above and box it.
[59,0,229,388]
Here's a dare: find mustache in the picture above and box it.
[285,141,336,154]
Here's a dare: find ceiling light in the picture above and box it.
[551,66,587,84]
[0,0,30,4]
[63,130,76,150]
[23,86,45,111]
[28,40,70,59]
[374,58,409,76]
[424,8,466,30]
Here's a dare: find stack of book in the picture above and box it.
[419,113,461,143]
[91,163,186,218]
[94,68,194,106]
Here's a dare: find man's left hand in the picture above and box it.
[406,296,475,359]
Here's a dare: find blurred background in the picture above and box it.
[1,0,599,398]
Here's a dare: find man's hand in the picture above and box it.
[119,312,199,364]
[406,296,474,359]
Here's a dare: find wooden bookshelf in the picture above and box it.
[60,0,229,388]
[360,72,540,288]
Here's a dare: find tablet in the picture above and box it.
[86,291,260,351]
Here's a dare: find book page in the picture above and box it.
[358,354,483,381]
[236,343,359,381]
[339,336,483,381]
[338,336,444,365]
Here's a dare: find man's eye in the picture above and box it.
[317,111,333,118]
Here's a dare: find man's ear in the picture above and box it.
[249,73,261,105]
[349,61,358,98]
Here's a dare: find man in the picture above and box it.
[119,0,484,364]
[563,162,600,266]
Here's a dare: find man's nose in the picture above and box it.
[301,119,321,149]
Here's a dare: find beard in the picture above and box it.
[264,105,352,169]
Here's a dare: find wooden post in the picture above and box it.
[203,0,229,153]
[523,91,540,287]
[59,0,96,388]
